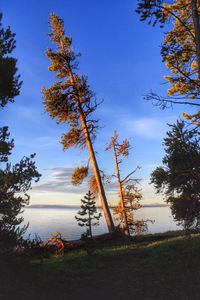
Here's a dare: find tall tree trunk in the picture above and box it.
[113,144,130,236]
[80,114,114,232]
[192,0,200,79]
[67,70,115,233]
[88,210,92,238]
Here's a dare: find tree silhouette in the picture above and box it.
[42,14,114,232]
[0,13,22,108]
[75,191,102,239]
[0,151,41,247]
[151,120,200,230]
[170,198,200,231]
[0,13,40,248]
[0,127,14,162]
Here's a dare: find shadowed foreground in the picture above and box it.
[1,233,200,300]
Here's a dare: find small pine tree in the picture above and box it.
[75,191,101,239]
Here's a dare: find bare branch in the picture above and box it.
[121,166,141,185]
[145,91,200,109]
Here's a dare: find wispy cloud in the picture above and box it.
[145,163,158,170]
[32,166,118,195]
[43,167,74,179]
[32,167,85,194]
[125,117,166,140]
[31,166,163,205]
[13,105,43,123]
[16,135,60,149]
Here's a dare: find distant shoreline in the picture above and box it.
[26,204,168,209]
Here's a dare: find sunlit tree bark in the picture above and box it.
[106,131,130,235]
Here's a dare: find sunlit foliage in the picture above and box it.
[88,175,98,197]
[106,131,148,235]
[136,1,200,123]
[183,111,200,127]
[112,184,148,235]
[71,166,89,186]
[44,232,65,255]
[42,14,99,145]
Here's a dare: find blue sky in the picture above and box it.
[1,0,194,205]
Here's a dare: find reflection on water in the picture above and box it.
[22,206,182,241]
[135,206,181,233]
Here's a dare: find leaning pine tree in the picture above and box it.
[42,14,114,232]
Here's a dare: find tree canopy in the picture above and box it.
[151,120,200,229]
[0,149,41,246]
[0,13,22,108]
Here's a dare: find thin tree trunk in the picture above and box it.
[67,70,115,233]
[192,0,200,79]
[89,210,92,238]
[113,144,130,236]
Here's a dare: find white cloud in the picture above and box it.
[30,167,164,205]
[32,167,86,194]
[125,117,166,139]
[13,105,42,123]
[32,166,119,195]
[16,135,60,149]
[140,179,163,204]
[145,163,158,169]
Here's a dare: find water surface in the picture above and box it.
[22,206,181,240]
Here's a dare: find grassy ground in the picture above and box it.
[1,233,200,300]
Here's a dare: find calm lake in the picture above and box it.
[22,206,181,241]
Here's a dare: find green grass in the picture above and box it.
[1,233,200,299]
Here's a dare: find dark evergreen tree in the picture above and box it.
[0,126,14,162]
[0,151,41,247]
[75,191,101,238]
[0,125,41,248]
[0,13,22,107]
[151,120,200,230]
[0,13,41,248]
